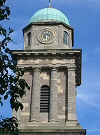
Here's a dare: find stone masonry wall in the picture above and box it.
[58,69,67,123]
[13,70,32,126]
[13,54,78,126]
[14,68,69,125]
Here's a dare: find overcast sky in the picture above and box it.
[1,1,100,135]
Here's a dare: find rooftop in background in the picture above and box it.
[29,7,70,25]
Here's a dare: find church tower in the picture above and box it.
[13,4,86,135]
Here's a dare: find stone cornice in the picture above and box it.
[19,128,86,133]
[23,21,74,32]
[12,49,82,86]
[12,49,81,55]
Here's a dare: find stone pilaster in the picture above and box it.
[24,32,27,49]
[49,67,58,122]
[67,67,77,121]
[58,25,63,46]
[31,25,35,48]
[30,68,41,122]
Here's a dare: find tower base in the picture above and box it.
[19,123,86,135]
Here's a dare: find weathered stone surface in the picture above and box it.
[19,128,86,135]
[23,22,74,50]
[12,50,82,125]
[30,68,41,122]
[49,68,58,122]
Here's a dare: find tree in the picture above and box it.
[0,0,30,134]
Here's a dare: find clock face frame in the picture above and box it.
[37,28,56,44]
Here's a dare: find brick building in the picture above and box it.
[13,5,86,135]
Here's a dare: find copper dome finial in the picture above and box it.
[49,0,52,7]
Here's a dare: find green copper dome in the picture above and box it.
[29,7,70,25]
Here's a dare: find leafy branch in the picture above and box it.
[0,0,30,134]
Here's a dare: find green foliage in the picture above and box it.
[0,0,10,20]
[0,116,18,135]
[0,23,30,111]
[0,0,30,134]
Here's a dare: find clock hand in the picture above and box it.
[45,35,49,41]
[46,35,48,41]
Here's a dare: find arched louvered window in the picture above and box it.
[63,31,68,45]
[40,85,50,112]
[27,32,31,46]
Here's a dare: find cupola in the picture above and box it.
[29,7,70,25]
[23,7,74,50]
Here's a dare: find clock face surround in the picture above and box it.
[37,28,56,44]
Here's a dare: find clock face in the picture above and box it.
[41,30,53,42]
[37,28,56,44]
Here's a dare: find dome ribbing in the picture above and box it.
[29,7,70,25]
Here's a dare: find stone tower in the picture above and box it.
[13,6,86,135]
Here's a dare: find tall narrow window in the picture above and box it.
[40,85,50,112]
[27,32,31,46]
[63,31,68,45]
